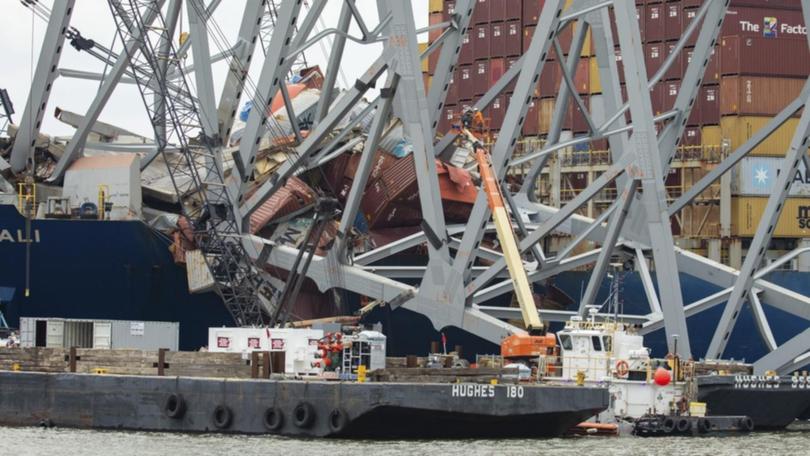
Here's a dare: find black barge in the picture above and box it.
[0,370,608,438]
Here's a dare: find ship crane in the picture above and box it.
[105,0,275,327]
[456,109,556,362]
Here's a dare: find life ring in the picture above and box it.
[293,402,316,428]
[615,360,630,378]
[163,393,186,419]
[328,408,349,434]
[263,407,284,431]
[212,405,233,429]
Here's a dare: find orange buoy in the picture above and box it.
[654,367,671,386]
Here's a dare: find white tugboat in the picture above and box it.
[544,307,687,434]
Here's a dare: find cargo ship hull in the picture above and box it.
[1,202,809,365]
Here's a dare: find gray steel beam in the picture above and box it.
[467,153,632,295]
[314,1,352,125]
[478,306,649,325]
[332,78,395,259]
[9,0,75,173]
[154,0,181,147]
[635,247,663,315]
[706,86,810,359]
[427,0,473,136]
[186,0,219,140]
[613,0,690,357]
[580,179,638,312]
[50,1,164,182]
[230,0,304,208]
[750,291,777,352]
[217,0,265,142]
[753,328,810,375]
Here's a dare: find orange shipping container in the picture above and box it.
[720,76,805,117]
[720,116,801,157]
[732,197,810,238]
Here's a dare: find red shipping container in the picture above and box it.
[721,36,810,78]
[523,25,535,58]
[645,3,665,42]
[490,57,505,90]
[683,6,700,47]
[506,57,520,93]
[505,20,521,56]
[682,0,702,7]
[568,96,591,134]
[473,60,490,96]
[523,98,540,136]
[429,12,443,43]
[727,0,803,7]
[505,0,522,21]
[662,80,681,115]
[491,22,506,58]
[574,58,590,95]
[472,0,490,24]
[523,0,545,26]
[473,24,490,61]
[664,42,682,81]
[645,43,665,80]
[438,105,458,136]
[443,1,456,22]
[614,47,626,85]
[664,2,683,42]
[699,84,720,126]
[486,94,506,130]
[458,65,474,98]
[459,31,474,65]
[721,7,805,40]
[651,83,666,116]
[682,126,702,147]
[539,63,561,98]
[491,0,505,23]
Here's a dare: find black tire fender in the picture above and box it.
[293,402,316,429]
[212,404,233,429]
[263,407,284,432]
[739,416,754,432]
[328,408,349,434]
[662,417,676,433]
[697,418,711,434]
[163,393,186,419]
[676,418,691,433]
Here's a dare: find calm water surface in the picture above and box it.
[2,424,808,455]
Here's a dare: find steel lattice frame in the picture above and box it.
[107,0,271,326]
[11,0,810,373]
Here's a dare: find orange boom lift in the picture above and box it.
[456,109,555,363]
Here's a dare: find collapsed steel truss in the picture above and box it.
[10,0,810,373]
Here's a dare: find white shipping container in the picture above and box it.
[186,249,215,293]
[732,156,810,196]
[62,154,142,220]
[208,327,324,376]
[19,317,179,350]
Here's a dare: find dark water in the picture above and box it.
[2,424,808,456]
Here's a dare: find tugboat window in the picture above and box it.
[560,335,572,351]
[591,336,602,351]
[603,336,612,352]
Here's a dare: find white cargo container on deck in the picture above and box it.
[207,327,324,376]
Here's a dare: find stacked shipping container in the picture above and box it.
[426,0,809,238]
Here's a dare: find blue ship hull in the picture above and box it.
[1,203,808,361]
